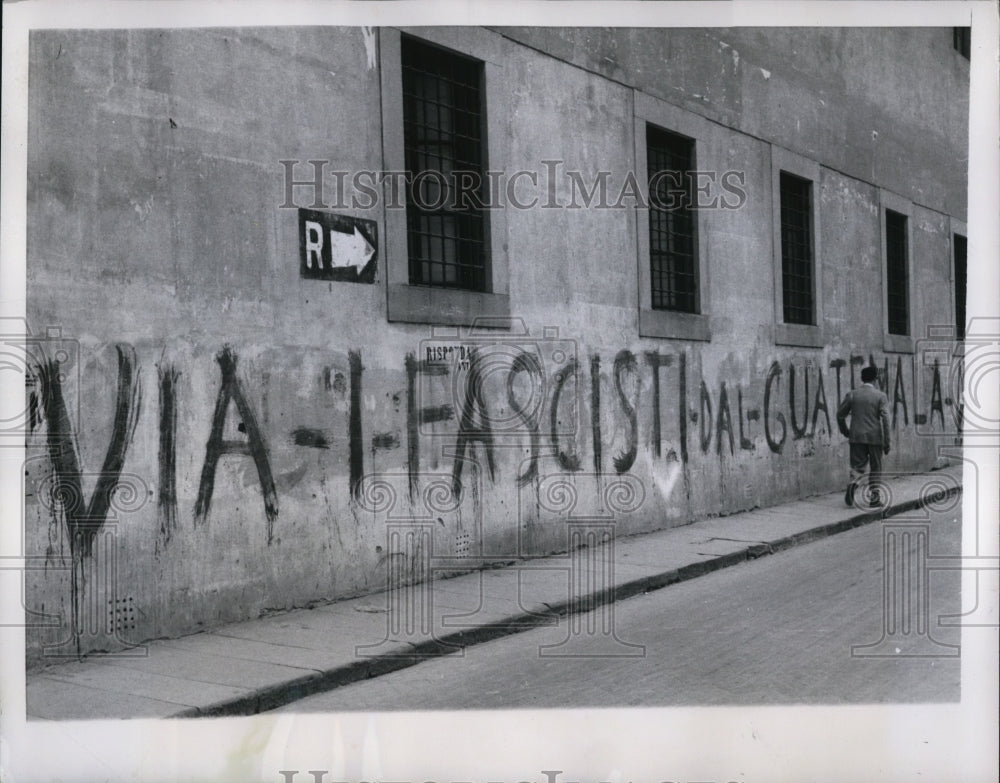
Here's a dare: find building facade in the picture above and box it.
[24,26,969,664]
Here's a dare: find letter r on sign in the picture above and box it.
[304,221,323,269]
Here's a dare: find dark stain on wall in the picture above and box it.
[893,355,909,427]
[716,381,734,456]
[829,358,846,408]
[874,355,889,392]
[194,345,278,542]
[644,351,673,458]
[738,388,756,451]
[590,355,602,473]
[91,346,143,542]
[419,405,455,424]
[509,350,542,487]
[405,353,454,500]
[788,363,809,440]
[291,427,330,449]
[550,357,581,472]
[348,350,363,501]
[371,431,400,451]
[930,359,945,427]
[612,350,637,474]
[764,361,786,454]
[811,369,831,436]
[678,352,688,462]
[699,380,713,453]
[38,344,142,557]
[405,354,420,500]
[28,384,41,432]
[451,350,496,497]
[322,366,347,396]
[157,363,179,547]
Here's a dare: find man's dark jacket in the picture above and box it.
[836,383,891,445]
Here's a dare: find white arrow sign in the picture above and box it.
[304,221,375,274]
[327,225,375,272]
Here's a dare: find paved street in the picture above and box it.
[273,506,961,711]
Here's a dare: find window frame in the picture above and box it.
[380,28,510,327]
[401,35,490,292]
[633,92,711,342]
[878,188,917,353]
[950,218,968,341]
[884,208,910,337]
[879,189,916,354]
[770,145,824,348]
[646,124,700,314]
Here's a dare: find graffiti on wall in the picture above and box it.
[36,345,142,558]
[29,335,957,554]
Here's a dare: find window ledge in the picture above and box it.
[883,333,915,354]
[639,309,711,342]
[775,322,824,349]
[387,283,510,327]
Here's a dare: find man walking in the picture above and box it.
[836,365,891,507]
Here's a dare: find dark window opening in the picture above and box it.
[401,36,488,291]
[779,172,814,325]
[954,233,967,340]
[647,124,698,313]
[953,27,971,60]
[886,209,909,336]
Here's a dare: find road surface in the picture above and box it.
[273,506,962,711]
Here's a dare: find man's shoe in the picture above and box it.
[845,483,855,506]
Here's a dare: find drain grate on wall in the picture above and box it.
[454,532,472,557]
[108,596,136,635]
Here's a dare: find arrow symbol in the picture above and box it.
[328,226,375,273]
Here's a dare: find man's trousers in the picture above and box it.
[849,442,884,490]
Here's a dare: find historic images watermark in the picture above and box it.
[354,318,645,659]
[0,319,80,446]
[850,471,964,659]
[21,458,152,660]
[851,319,1000,658]
[278,160,748,212]
[353,470,647,660]
[2,318,150,658]
[913,318,1000,440]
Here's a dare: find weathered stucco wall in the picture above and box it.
[24,27,966,665]
[494,27,969,218]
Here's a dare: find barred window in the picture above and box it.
[886,209,909,335]
[401,36,487,291]
[779,172,814,325]
[954,233,967,340]
[647,125,698,313]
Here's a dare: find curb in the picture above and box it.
[175,484,962,718]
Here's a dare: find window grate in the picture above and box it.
[779,172,814,325]
[402,37,487,292]
[647,125,698,313]
[886,209,909,336]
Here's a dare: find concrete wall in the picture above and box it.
[24,27,967,665]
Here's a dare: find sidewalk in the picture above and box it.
[26,466,962,720]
